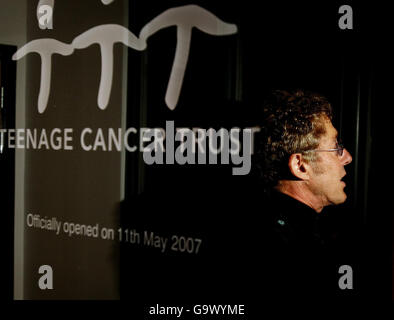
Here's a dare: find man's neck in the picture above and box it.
[275,181,324,213]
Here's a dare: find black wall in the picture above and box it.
[0,44,16,301]
[121,1,379,300]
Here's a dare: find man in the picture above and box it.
[252,89,355,296]
[256,89,352,205]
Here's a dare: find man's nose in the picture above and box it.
[341,148,352,165]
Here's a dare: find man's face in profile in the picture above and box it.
[308,119,353,207]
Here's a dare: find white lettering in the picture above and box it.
[13,5,237,113]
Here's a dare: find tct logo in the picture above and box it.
[15,4,238,114]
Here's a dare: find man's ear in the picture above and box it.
[288,153,310,180]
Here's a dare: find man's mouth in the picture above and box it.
[340,174,347,186]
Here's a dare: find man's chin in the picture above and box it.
[330,191,347,205]
[336,192,347,204]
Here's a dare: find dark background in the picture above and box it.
[0,44,16,302]
[120,0,384,302]
[1,0,386,305]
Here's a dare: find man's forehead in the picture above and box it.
[324,119,338,136]
[322,119,338,139]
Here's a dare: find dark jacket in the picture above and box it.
[120,188,361,301]
[250,189,363,299]
[259,190,338,296]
